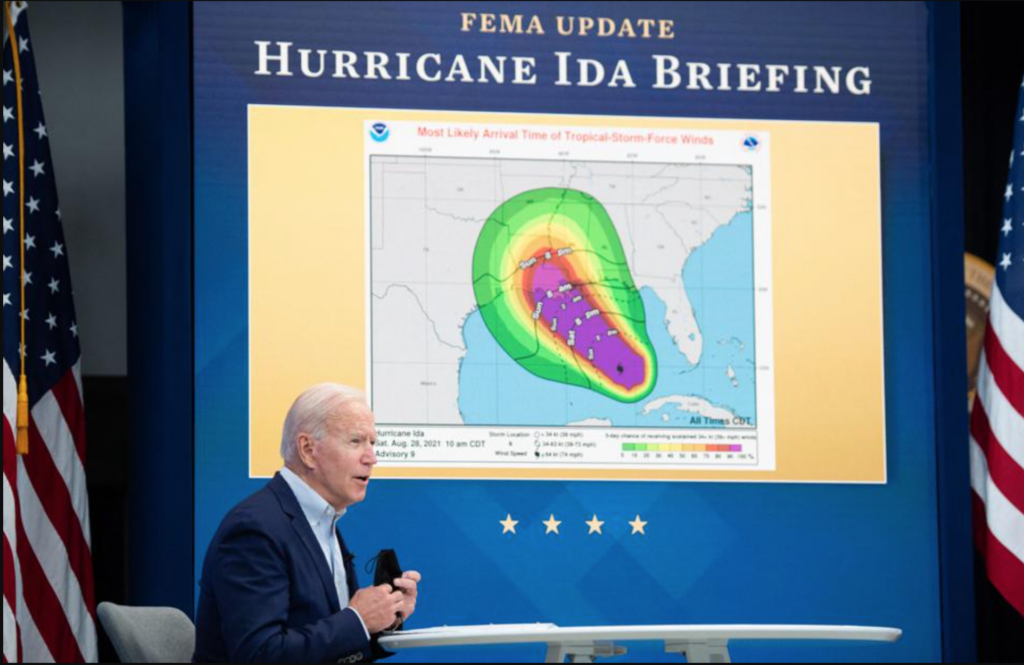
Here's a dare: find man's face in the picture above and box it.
[305,400,378,511]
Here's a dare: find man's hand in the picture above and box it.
[392,571,421,623]
[348,584,405,635]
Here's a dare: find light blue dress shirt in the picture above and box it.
[280,467,369,639]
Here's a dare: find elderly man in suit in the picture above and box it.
[194,383,421,663]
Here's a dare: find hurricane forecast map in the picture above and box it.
[367,120,776,473]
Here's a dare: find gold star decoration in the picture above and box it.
[629,515,648,536]
[500,514,519,535]
[586,515,605,535]
[543,514,562,535]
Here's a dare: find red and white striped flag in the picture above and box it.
[3,2,98,662]
[969,74,1024,618]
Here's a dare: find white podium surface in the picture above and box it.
[379,624,902,663]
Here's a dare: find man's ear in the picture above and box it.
[296,433,317,469]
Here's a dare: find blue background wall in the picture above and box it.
[191,2,961,661]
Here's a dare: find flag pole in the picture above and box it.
[4,0,29,455]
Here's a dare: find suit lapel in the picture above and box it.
[338,531,359,601]
[270,474,342,614]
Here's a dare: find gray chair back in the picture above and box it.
[97,602,196,663]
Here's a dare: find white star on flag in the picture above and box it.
[24,233,35,250]
[543,515,562,535]
[586,515,605,535]
[1,70,11,86]
[1004,218,1015,237]
[29,159,45,177]
[26,196,40,213]
[41,350,56,367]
[2,143,11,160]
[50,241,64,258]
[47,277,59,294]
[1000,253,1013,271]
[2,106,11,123]
[2,179,12,197]
[2,255,10,272]
[45,314,57,330]
[18,35,29,54]
[33,121,46,140]
[1007,184,1015,202]
[2,217,11,234]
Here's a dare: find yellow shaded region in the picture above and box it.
[507,220,612,284]
[248,106,885,483]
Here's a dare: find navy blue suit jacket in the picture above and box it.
[194,474,389,663]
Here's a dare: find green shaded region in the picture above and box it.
[471,187,657,402]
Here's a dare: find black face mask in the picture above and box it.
[367,549,405,632]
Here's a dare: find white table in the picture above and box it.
[379,624,903,663]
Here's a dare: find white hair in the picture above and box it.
[280,383,367,465]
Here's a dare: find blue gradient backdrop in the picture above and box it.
[195,2,944,661]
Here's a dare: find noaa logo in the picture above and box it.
[369,123,390,143]
[742,135,761,152]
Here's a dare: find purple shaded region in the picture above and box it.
[528,261,646,390]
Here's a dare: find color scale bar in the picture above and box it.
[623,443,743,453]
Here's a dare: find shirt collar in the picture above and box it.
[280,467,346,532]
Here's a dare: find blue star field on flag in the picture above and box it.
[3,7,82,406]
[998,76,1024,312]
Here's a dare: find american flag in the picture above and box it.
[3,2,98,662]
[970,75,1024,619]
